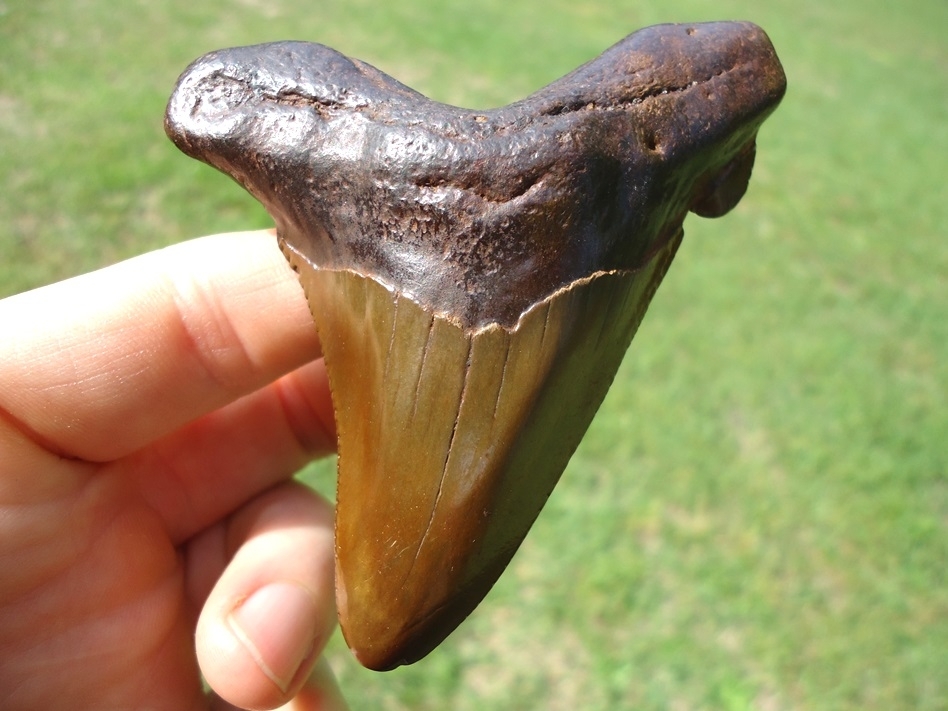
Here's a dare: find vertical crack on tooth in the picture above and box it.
[409,315,436,423]
[489,335,513,428]
[407,334,474,582]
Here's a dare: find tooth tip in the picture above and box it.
[339,556,506,671]
[341,615,439,671]
[348,641,403,672]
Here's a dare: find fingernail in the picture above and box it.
[228,581,319,693]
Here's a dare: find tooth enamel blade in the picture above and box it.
[283,231,680,670]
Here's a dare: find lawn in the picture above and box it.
[2,0,945,709]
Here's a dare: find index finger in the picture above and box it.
[0,230,321,462]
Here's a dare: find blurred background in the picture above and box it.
[1,0,945,709]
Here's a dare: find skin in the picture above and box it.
[0,230,349,711]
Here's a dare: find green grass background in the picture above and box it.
[2,0,945,709]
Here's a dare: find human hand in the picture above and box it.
[0,230,348,710]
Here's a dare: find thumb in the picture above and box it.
[193,481,341,709]
[210,659,349,711]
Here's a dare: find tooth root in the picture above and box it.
[284,230,682,670]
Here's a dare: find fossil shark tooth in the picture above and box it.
[165,21,786,670]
